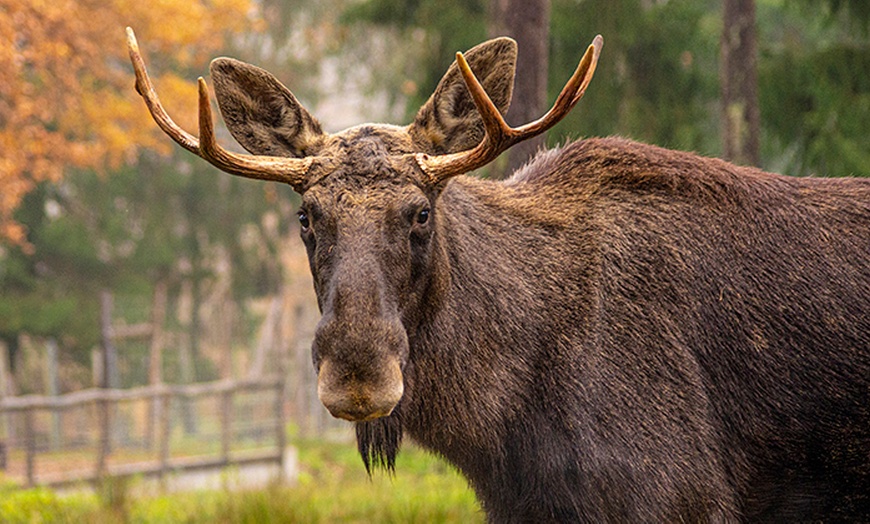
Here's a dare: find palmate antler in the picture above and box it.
[416,35,603,185]
[125,28,315,189]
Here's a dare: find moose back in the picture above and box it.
[127,29,870,522]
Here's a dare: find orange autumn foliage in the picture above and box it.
[0,0,260,243]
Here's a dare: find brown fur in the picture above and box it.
[202,39,870,522]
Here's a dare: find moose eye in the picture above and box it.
[298,211,310,230]
[416,209,430,225]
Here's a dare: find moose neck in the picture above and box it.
[394,170,599,486]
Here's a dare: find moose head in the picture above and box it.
[126,28,602,422]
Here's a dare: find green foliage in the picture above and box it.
[788,0,870,34]
[761,43,870,176]
[0,184,103,355]
[759,0,870,176]
[549,0,721,154]
[0,485,101,524]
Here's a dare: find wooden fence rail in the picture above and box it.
[0,377,286,488]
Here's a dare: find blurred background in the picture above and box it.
[0,0,868,519]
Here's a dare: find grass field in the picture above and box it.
[0,438,483,523]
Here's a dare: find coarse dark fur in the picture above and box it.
[203,38,869,522]
[357,138,870,522]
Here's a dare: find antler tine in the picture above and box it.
[126,27,199,154]
[455,52,513,147]
[126,27,315,189]
[417,35,603,184]
[515,34,602,137]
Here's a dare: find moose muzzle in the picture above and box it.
[317,358,404,421]
[313,311,407,421]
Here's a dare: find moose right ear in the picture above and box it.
[409,37,517,155]
[209,58,325,157]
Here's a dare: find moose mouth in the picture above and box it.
[316,358,404,422]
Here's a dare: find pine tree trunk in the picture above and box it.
[720,0,760,166]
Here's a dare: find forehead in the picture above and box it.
[327,124,415,157]
[302,124,425,203]
[302,177,426,215]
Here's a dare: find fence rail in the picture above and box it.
[0,377,286,488]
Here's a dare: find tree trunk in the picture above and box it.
[720,0,760,166]
[488,0,551,177]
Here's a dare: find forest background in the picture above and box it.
[0,0,868,402]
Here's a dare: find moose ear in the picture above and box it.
[209,58,324,157]
[410,37,517,154]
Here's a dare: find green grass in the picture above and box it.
[0,439,483,523]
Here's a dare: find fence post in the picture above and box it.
[46,338,61,451]
[292,304,312,437]
[95,397,110,479]
[0,341,15,457]
[220,387,232,465]
[147,281,167,451]
[159,388,171,488]
[274,377,286,475]
[97,290,117,479]
[24,408,35,487]
[177,279,198,436]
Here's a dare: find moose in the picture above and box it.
[127,28,869,522]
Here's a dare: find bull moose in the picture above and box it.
[127,28,869,522]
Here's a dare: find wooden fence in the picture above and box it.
[0,377,286,488]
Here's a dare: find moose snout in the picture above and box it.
[312,282,409,421]
[317,358,404,421]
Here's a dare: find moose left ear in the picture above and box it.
[210,57,325,158]
[409,37,517,155]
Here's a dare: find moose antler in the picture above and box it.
[126,27,315,188]
[416,35,603,184]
